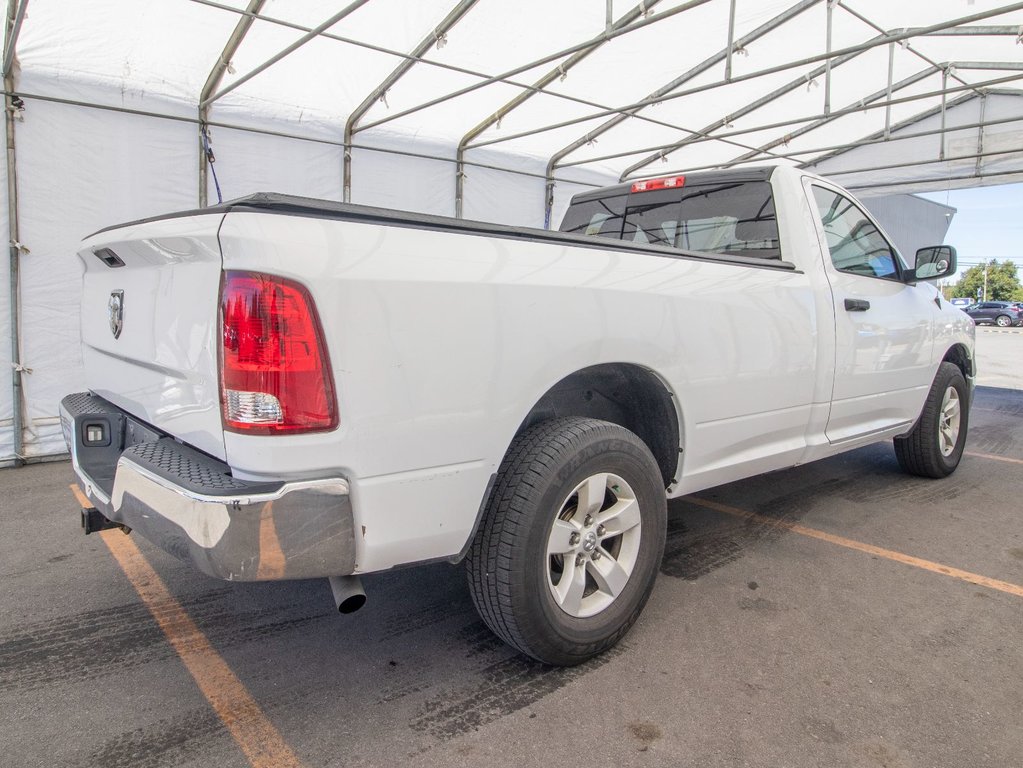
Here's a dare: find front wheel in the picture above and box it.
[465,418,667,666]
[894,362,969,478]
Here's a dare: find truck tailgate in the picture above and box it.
[78,213,227,460]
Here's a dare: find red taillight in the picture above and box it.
[630,175,686,193]
[219,271,338,434]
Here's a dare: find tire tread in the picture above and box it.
[894,362,968,479]
[465,417,661,664]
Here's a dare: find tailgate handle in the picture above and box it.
[844,298,870,312]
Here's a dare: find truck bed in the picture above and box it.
[93,192,797,273]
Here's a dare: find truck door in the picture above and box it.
[806,181,939,444]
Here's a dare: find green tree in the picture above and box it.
[950,260,1021,302]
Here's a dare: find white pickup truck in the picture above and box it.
[62,165,974,665]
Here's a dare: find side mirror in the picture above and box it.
[909,245,957,282]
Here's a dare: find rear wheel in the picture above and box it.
[894,362,969,478]
[995,314,1012,327]
[465,417,667,666]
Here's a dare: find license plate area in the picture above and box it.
[72,410,163,499]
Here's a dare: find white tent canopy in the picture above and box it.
[2,0,1022,463]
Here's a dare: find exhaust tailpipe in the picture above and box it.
[328,575,366,614]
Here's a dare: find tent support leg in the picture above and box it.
[724,0,737,81]
[543,164,555,230]
[4,72,24,467]
[199,0,268,207]
[824,0,834,114]
[939,67,948,160]
[884,42,894,138]
[199,107,209,207]
[3,1,26,465]
[455,159,465,219]
[974,93,986,177]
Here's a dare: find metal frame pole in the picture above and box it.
[939,66,949,160]
[804,79,1021,173]
[810,147,1023,178]
[975,92,987,177]
[620,27,1023,177]
[802,87,986,168]
[345,0,480,204]
[824,0,834,115]
[193,0,689,111]
[558,69,1022,174]
[637,114,1023,176]
[478,3,1023,153]
[618,33,877,180]
[201,0,371,108]
[838,2,984,98]
[543,0,821,227]
[3,0,27,466]
[884,42,895,139]
[1,0,26,77]
[4,90,611,190]
[199,0,266,207]
[197,0,721,146]
[455,0,665,219]
[718,66,938,169]
[844,169,1023,193]
[724,0,737,81]
[589,113,1023,177]
[357,0,718,133]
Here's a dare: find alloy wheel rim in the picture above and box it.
[545,472,642,618]
[938,386,961,457]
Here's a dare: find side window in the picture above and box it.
[811,186,900,280]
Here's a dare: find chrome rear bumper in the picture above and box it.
[60,393,356,581]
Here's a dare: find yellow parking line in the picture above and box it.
[69,483,92,510]
[70,485,302,768]
[256,502,287,579]
[965,450,1023,466]
[689,496,1023,599]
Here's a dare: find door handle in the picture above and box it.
[844,298,870,312]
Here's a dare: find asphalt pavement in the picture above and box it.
[1,335,1020,768]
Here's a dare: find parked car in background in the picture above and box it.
[964,301,1023,327]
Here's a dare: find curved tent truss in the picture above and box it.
[1,0,1022,462]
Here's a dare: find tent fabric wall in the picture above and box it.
[2,0,1022,462]
[11,76,199,459]
[0,78,616,463]
[806,92,1023,196]
[206,125,345,204]
[351,132,457,217]
[860,194,956,263]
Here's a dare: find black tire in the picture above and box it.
[893,362,969,478]
[465,417,667,666]
[995,314,1012,327]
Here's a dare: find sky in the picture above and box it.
[919,183,1023,288]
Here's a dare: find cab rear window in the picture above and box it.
[560,180,782,260]
[558,194,627,240]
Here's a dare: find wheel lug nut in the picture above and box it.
[584,515,593,527]
[592,550,602,560]
[569,532,580,546]
[575,553,585,566]
[596,524,606,536]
